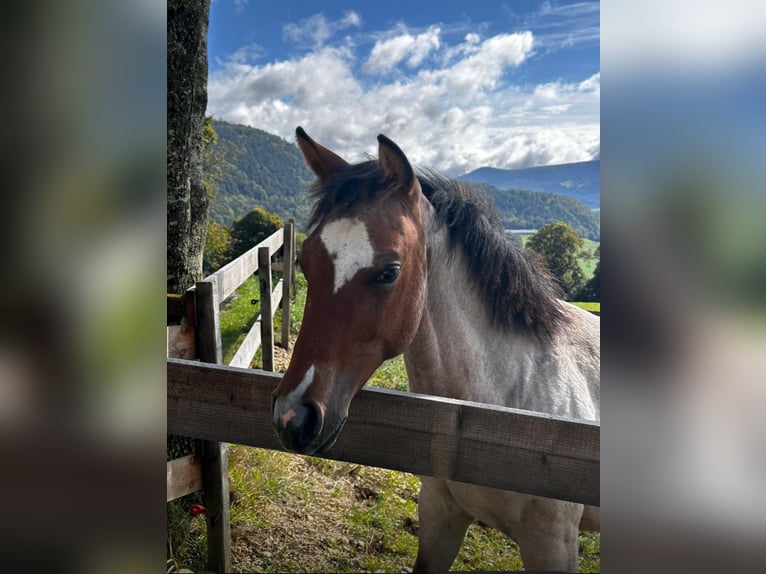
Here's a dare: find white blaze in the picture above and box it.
[319,218,374,294]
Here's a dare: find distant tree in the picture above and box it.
[526,221,586,300]
[230,207,283,259]
[577,245,600,302]
[203,221,232,274]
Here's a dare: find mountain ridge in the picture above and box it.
[208,121,600,239]
[460,160,600,210]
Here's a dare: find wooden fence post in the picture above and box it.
[258,246,274,372]
[280,220,294,349]
[194,279,231,574]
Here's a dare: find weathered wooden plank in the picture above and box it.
[167,324,196,360]
[206,228,284,304]
[167,359,600,506]
[202,440,231,574]
[193,279,230,574]
[271,280,283,312]
[194,280,222,364]
[228,320,262,369]
[226,280,283,370]
[167,454,203,501]
[258,247,274,372]
[281,221,294,349]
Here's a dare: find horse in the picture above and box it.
[271,127,600,572]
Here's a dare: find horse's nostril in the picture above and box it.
[297,402,321,449]
[276,400,323,453]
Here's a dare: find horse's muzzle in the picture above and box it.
[271,397,323,453]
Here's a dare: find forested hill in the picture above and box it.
[209,120,314,226]
[209,121,600,239]
[473,183,600,240]
[461,160,600,210]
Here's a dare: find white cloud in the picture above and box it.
[340,10,361,28]
[208,26,599,176]
[364,27,441,73]
[438,32,534,97]
[228,43,264,65]
[283,11,362,47]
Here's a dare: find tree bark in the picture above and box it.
[167,0,211,294]
[166,0,211,525]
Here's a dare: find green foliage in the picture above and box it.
[208,120,315,227]
[577,259,600,302]
[473,182,601,241]
[230,207,283,260]
[203,220,232,274]
[368,356,409,392]
[526,222,587,299]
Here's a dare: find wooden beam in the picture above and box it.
[168,359,600,506]
[167,324,196,360]
[202,440,231,574]
[281,221,295,349]
[193,279,230,574]
[167,454,203,501]
[205,228,284,304]
[194,280,222,364]
[258,247,274,372]
[228,320,261,370]
[227,280,282,370]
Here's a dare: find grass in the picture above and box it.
[218,272,308,366]
[172,269,600,573]
[572,301,601,313]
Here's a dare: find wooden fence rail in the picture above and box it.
[206,228,285,305]
[168,358,600,507]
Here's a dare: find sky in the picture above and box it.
[207,1,600,176]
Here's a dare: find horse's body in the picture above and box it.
[271,128,600,572]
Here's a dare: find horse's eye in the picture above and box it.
[372,265,400,285]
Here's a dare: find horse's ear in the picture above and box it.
[378,134,415,192]
[296,126,349,180]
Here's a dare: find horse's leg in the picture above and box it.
[413,477,473,573]
[512,498,582,572]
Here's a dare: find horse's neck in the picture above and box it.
[404,226,600,420]
[403,228,535,407]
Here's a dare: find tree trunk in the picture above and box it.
[166,1,211,545]
[167,0,211,294]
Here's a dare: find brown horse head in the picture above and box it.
[271,128,429,454]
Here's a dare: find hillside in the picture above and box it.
[208,120,314,226]
[473,183,600,240]
[209,121,599,239]
[461,160,600,210]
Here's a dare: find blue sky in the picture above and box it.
[207,1,600,175]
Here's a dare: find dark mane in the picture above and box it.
[307,161,566,341]
[417,171,566,340]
